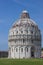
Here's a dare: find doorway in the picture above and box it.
[31,46,35,58]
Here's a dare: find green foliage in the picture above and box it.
[0,58,43,65]
[41,48,43,50]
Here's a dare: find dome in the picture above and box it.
[11,18,41,39]
[12,10,37,29]
[9,10,41,42]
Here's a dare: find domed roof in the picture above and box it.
[12,10,37,28]
[9,10,41,44]
[20,10,30,19]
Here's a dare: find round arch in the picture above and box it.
[31,46,35,58]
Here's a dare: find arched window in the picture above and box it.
[16,31,18,33]
[16,48,18,52]
[21,48,23,52]
[12,48,13,52]
[23,39,25,43]
[21,31,23,33]
[15,40,16,43]
[13,32,14,35]
[9,47,11,51]
[26,48,28,52]
[31,40,33,43]
[31,30,33,34]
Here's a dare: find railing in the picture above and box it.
[8,35,32,40]
[8,35,41,41]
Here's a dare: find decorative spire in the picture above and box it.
[20,10,30,19]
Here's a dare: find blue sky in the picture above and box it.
[0,0,43,51]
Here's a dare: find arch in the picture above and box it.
[31,46,35,58]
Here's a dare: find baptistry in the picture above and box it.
[8,10,41,58]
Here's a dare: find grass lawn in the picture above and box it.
[0,58,43,65]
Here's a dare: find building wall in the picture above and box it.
[0,51,8,58]
[8,44,41,58]
[8,11,41,59]
[8,45,31,59]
